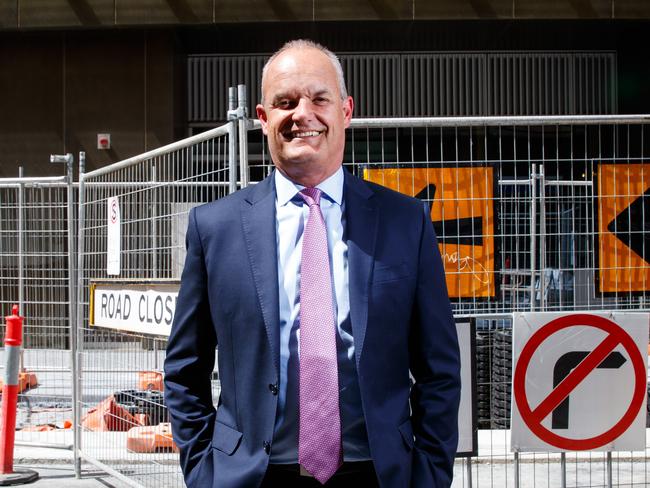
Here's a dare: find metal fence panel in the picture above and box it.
[247,115,650,487]
[76,122,234,487]
[0,175,75,448]
[5,111,650,488]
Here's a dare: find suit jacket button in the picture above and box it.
[263,441,271,454]
[268,383,278,395]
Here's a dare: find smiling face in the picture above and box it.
[256,47,353,187]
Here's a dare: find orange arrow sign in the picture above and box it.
[364,166,495,299]
[597,163,650,293]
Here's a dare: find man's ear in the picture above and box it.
[256,104,269,135]
[343,96,354,128]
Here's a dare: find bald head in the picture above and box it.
[255,39,354,188]
[260,39,348,104]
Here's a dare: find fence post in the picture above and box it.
[513,450,520,488]
[538,163,547,311]
[529,164,537,312]
[606,451,613,488]
[237,84,250,188]
[66,152,79,475]
[66,152,77,360]
[73,152,86,478]
[151,163,158,279]
[17,168,24,342]
[465,457,472,488]
[227,86,238,194]
[17,167,24,372]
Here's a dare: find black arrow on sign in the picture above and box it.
[551,350,626,429]
[415,184,483,246]
[606,186,650,265]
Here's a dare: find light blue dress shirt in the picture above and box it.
[270,167,371,464]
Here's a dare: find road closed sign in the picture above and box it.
[90,281,180,337]
[511,312,649,452]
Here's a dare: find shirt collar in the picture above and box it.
[274,166,344,207]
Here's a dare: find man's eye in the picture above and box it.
[276,100,292,108]
[313,97,328,104]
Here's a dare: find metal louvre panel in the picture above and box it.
[187,51,616,122]
[187,55,266,122]
[340,54,401,118]
[574,53,617,114]
[487,52,616,115]
[401,53,484,116]
[487,53,572,115]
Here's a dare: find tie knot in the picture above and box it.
[299,187,322,207]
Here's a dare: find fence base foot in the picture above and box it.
[0,469,39,486]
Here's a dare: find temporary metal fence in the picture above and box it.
[0,163,76,450]
[339,115,650,488]
[247,115,650,315]
[2,87,650,487]
[73,103,237,486]
[246,113,650,488]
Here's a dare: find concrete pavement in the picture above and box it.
[5,465,127,487]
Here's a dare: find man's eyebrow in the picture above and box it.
[271,92,294,104]
[312,88,333,98]
[270,88,333,104]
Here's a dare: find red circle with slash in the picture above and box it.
[514,314,646,450]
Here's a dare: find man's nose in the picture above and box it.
[292,98,313,123]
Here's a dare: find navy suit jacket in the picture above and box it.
[164,169,461,488]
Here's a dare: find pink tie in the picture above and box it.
[298,187,342,484]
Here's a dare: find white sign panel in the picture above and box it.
[456,318,477,456]
[91,282,180,336]
[511,312,649,452]
[107,197,121,275]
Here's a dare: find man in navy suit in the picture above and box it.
[164,39,461,487]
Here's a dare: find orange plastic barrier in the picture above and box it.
[21,425,56,432]
[0,372,38,395]
[81,396,142,432]
[21,419,73,432]
[134,413,149,426]
[126,423,178,453]
[138,371,163,391]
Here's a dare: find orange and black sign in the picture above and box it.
[364,166,495,299]
[597,163,650,293]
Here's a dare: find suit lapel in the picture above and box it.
[344,170,377,368]
[241,175,280,376]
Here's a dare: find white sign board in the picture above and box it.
[456,318,477,456]
[91,282,180,336]
[511,312,649,452]
[107,197,121,275]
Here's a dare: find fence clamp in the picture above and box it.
[50,153,73,165]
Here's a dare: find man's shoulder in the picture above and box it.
[192,178,270,220]
[195,184,253,212]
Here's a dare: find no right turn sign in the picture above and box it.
[511,312,649,452]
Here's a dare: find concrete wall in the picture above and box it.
[1,0,649,29]
[1,19,649,178]
[0,29,182,177]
